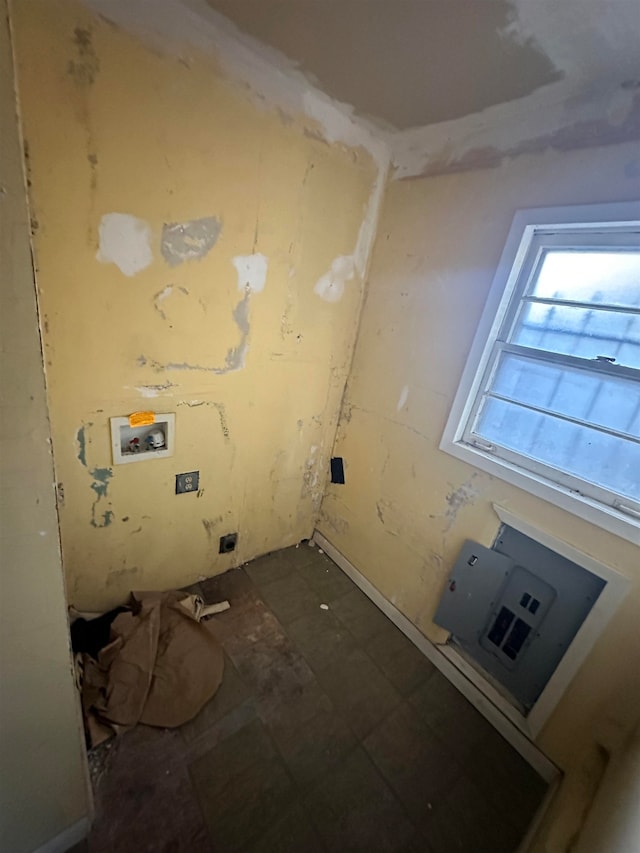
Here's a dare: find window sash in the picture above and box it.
[461,229,640,516]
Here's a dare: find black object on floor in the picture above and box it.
[70,606,128,660]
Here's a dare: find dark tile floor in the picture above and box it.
[83,543,547,853]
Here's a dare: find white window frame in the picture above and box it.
[440,201,640,546]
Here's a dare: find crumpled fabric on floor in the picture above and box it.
[78,590,224,746]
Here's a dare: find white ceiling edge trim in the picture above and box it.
[83,0,390,172]
[389,79,639,179]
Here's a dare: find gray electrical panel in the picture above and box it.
[434,528,605,712]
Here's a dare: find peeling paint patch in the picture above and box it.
[444,475,480,530]
[76,426,88,467]
[233,253,268,293]
[90,467,113,499]
[135,381,177,398]
[93,509,114,528]
[397,385,409,412]
[224,293,251,371]
[161,216,221,266]
[302,444,325,508]
[314,255,355,303]
[89,467,114,528]
[97,213,153,276]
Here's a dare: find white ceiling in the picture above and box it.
[87,0,640,176]
[205,0,564,130]
[205,0,640,132]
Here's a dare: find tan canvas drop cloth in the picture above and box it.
[79,590,224,745]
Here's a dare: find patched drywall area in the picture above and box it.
[206,0,560,129]
[385,0,640,178]
[318,142,640,852]
[12,0,377,611]
[0,4,88,850]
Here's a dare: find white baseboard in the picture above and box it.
[31,816,89,853]
[313,529,560,785]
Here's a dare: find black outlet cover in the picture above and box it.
[330,457,345,484]
[219,532,237,554]
[176,471,199,494]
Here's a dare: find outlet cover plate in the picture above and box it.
[176,471,199,494]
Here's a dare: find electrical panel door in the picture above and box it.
[434,531,605,711]
[434,540,515,642]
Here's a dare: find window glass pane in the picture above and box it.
[532,251,640,307]
[513,303,640,368]
[491,353,640,438]
[475,397,640,500]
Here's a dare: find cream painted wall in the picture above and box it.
[0,4,88,851]
[11,0,376,611]
[319,144,640,852]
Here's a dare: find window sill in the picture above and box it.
[440,437,640,546]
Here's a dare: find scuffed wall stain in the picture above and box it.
[87,151,98,192]
[96,212,153,276]
[396,385,409,411]
[314,255,355,303]
[375,498,400,536]
[89,466,113,528]
[213,402,230,441]
[67,26,99,85]
[319,507,349,536]
[202,517,223,542]
[233,253,268,293]
[153,284,174,320]
[106,564,138,587]
[161,216,222,266]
